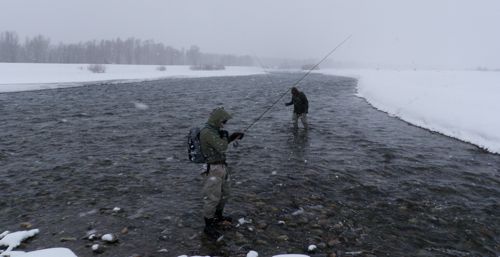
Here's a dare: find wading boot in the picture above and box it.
[215,209,233,224]
[204,218,222,239]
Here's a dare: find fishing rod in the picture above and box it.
[242,35,352,133]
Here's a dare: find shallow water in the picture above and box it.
[0,73,499,257]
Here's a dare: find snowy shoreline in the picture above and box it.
[318,69,500,155]
[0,63,264,93]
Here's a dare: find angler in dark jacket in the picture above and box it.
[200,107,244,239]
[285,87,309,129]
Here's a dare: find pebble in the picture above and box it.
[256,221,268,229]
[246,250,258,257]
[60,237,77,242]
[20,222,32,229]
[277,235,289,241]
[318,219,329,226]
[91,244,104,254]
[255,239,268,245]
[292,207,305,216]
[101,233,118,243]
[333,222,343,229]
[327,238,341,247]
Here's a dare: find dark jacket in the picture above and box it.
[286,91,308,114]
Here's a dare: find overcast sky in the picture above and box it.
[1,0,499,69]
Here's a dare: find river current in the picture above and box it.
[0,73,498,257]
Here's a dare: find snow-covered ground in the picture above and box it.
[0,229,77,257]
[0,63,264,93]
[318,69,500,154]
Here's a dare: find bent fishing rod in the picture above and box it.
[242,35,352,133]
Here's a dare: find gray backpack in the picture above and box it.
[187,127,206,163]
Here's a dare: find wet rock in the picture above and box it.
[20,222,32,229]
[277,235,289,241]
[256,221,268,229]
[157,248,168,253]
[333,222,343,229]
[327,238,341,247]
[310,194,323,200]
[238,217,252,225]
[246,250,258,257]
[234,232,249,244]
[91,243,104,254]
[317,242,327,249]
[101,233,118,243]
[235,232,245,239]
[344,251,363,255]
[255,201,266,207]
[308,244,317,252]
[60,237,77,242]
[121,227,129,234]
[292,207,305,216]
[297,217,309,224]
[310,229,325,235]
[255,239,268,245]
[84,229,99,240]
[311,223,322,228]
[318,219,330,226]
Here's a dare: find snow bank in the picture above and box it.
[0,63,264,93]
[319,69,500,154]
[1,248,77,257]
[0,230,76,257]
[0,229,39,253]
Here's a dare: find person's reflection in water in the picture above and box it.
[289,127,310,163]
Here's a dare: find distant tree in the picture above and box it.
[0,31,20,62]
[0,30,257,66]
[186,45,200,65]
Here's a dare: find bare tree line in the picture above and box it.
[0,31,253,66]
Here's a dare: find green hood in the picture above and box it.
[207,107,232,128]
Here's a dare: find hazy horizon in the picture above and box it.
[2,0,500,69]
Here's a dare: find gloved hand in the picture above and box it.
[219,130,229,139]
[229,132,244,142]
[285,102,292,106]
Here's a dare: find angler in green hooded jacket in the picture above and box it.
[199,107,244,239]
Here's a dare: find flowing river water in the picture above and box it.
[0,73,499,257]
